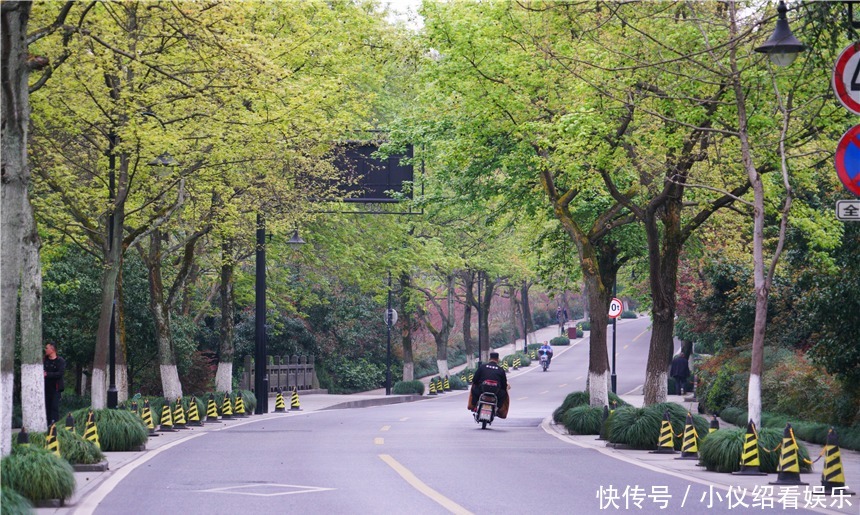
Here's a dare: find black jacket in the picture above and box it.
[472,361,507,393]
[669,355,689,380]
[44,356,66,392]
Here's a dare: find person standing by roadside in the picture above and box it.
[44,342,66,426]
[670,351,690,395]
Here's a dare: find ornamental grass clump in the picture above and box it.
[448,375,468,390]
[553,392,589,423]
[562,406,603,435]
[698,427,812,473]
[72,408,147,452]
[24,428,103,465]
[607,406,665,449]
[392,380,425,395]
[2,485,33,514]
[1,446,75,503]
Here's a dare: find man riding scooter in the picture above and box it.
[467,352,509,419]
[538,342,553,369]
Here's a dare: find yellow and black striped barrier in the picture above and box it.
[468,372,474,383]
[220,393,234,420]
[274,388,286,412]
[142,400,157,435]
[444,376,450,391]
[290,387,302,411]
[187,396,203,426]
[159,402,176,432]
[173,398,188,429]
[436,378,445,394]
[676,412,698,460]
[206,395,219,422]
[234,394,247,418]
[770,423,808,486]
[84,410,101,449]
[821,428,855,495]
[46,424,60,457]
[513,357,520,370]
[733,420,766,475]
[650,410,676,454]
[428,380,437,395]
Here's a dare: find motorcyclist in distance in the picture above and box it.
[538,342,553,367]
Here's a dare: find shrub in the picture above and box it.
[392,380,424,395]
[448,375,468,390]
[24,427,104,465]
[579,321,591,331]
[71,408,147,451]
[719,407,744,426]
[1,486,33,514]
[698,427,811,473]
[562,406,604,435]
[553,392,590,423]
[620,310,638,319]
[761,352,839,424]
[502,352,531,368]
[608,403,708,450]
[550,336,570,346]
[1,446,75,503]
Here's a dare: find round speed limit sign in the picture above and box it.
[608,298,623,319]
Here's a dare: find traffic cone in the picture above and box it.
[131,400,139,413]
[501,361,509,371]
[428,380,437,395]
[821,428,855,495]
[173,397,188,429]
[444,376,451,391]
[17,427,29,446]
[159,401,176,432]
[513,357,520,370]
[650,410,677,454]
[460,374,466,383]
[676,412,699,460]
[234,393,247,417]
[206,394,220,422]
[142,400,158,436]
[64,413,75,432]
[274,388,286,412]
[468,372,474,383]
[709,414,720,433]
[46,423,60,457]
[84,410,101,449]
[290,387,302,411]
[436,378,445,394]
[770,423,808,486]
[733,420,766,475]
[186,396,203,426]
[220,393,234,420]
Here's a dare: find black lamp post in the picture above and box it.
[106,131,118,409]
[254,221,305,414]
[754,1,806,67]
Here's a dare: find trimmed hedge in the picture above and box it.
[620,310,638,319]
[550,336,570,346]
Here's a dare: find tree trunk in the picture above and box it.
[20,196,45,431]
[461,271,475,369]
[399,272,414,382]
[521,281,534,342]
[146,232,182,400]
[215,242,235,392]
[1,0,33,457]
[115,267,129,402]
[508,284,520,340]
[477,271,496,363]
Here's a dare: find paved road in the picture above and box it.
[73,338,832,515]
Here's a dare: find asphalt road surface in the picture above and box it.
[85,320,822,514]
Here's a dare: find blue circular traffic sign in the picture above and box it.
[835,125,860,197]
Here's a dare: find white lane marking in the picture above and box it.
[517,396,528,401]
[381,425,391,432]
[558,383,568,387]
[379,454,473,515]
[74,432,206,515]
[623,385,643,395]
[196,483,335,497]
[400,417,409,422]
[540,391,550,395]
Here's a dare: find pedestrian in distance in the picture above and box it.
[556,306,564,335]
[670,351,690,395]
[44,342,66,426]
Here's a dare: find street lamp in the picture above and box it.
[255,221,305,414]
[754,1,806,67]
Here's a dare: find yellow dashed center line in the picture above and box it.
[400,418,409,422]
[540,390,549,395]
[633,329,648,342]
[517,396,528,401]
[381,425,391,432]
[379,454,473,515]
[374,437,384,445]
[559,383,568,387]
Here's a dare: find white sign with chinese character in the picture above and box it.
[836,200,860,221]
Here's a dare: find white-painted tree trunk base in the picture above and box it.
[1,371,14,457]
[436,360,449,378]
[466,356,475,369]
[748,374,762,428]
[79,370,88,396]
[91,369,106,409]
[160,365,183,400]
[21,364,46,432]
[588,371,609,407]
[215,362,232,393]
[402,362,414,382]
